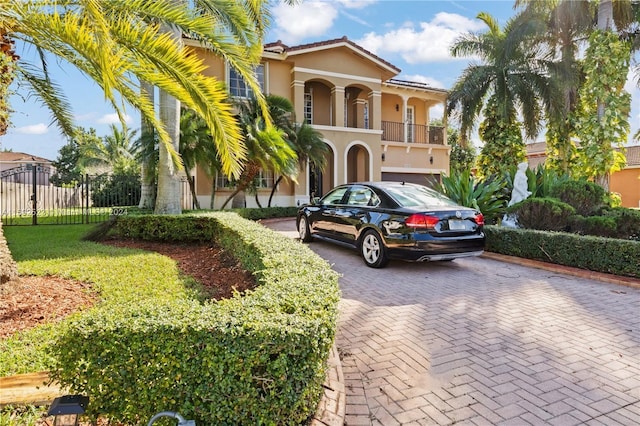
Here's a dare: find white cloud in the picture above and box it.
[356,12,486,64]
[336,0,376,9]
[96,113,132,125]
[15,123,49,135]
[272,2,338,45]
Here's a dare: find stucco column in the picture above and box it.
[332,86,345,127]
[401,96,408,143]
[368,90,381,131]
[291,80,305,124]
[442,98,448,145]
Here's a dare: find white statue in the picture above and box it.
[502,161,531,227]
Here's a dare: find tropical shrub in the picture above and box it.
[602,207,640,240]
[549,179,606,216]
[485,225,640,278]
[569,215,618,238]
[506,197,575,231]
[90,172,141,207]
[527,165,571,198]
[435,169,508,224]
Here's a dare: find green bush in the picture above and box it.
[485,225,640,278]
[549,180,606,216]
[506,197,575,231]
[48,213,340,425]
[602,207,640,240]
[433,169,508,224]
[569,215,618,238]
[230,206,299,221]
[90,172,141,207]
[527,165,571,198]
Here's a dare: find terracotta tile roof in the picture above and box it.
[0,151,52,163]
[623,145,640,166]
[264,36,401,74]
[526,142,640,167]
[385,79,447,93]
[525,142,547,154]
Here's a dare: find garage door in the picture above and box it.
[381,172,440,188]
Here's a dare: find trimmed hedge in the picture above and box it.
[48,212,340,425]
[485,225,640,278]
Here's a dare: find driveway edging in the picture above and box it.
[482,251,640,289]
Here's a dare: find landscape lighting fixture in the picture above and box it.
[47,394,89,426]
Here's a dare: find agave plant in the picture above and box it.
[433,169,508,224]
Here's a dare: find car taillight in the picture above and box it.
[474,213,485,226]
[406,214,440,229]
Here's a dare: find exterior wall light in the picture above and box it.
[429,156,434,164]
[47,394,89,426]
[381,152,386,161]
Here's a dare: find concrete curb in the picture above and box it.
[481,251,640,290]
[311,344,346,426]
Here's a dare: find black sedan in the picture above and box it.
[296,181,485,268]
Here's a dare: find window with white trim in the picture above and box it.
[364,102,369,129]
[344,97,348,126]
[304,92,312,124]
[229,64,265,98]
[216,169,274,189]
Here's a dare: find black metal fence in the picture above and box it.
[1,164,193,226]
[381,121,445,144]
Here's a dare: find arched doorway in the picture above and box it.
[346,144,370,183]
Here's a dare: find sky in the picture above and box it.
[2,0,640,161]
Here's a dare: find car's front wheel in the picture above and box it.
[360,230,389,268]
[298,215,313,242]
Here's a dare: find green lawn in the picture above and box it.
[1,224,201,376]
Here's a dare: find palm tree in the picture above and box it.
[78,124,138,174]
[515,0,594,174]
[268,121,328,207]
[180,107,221,210]
[137,80,156,209]
[2,1,273,204]
[447,11,555,176]
[220,95,298,209]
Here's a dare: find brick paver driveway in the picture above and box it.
[266,219,640,425]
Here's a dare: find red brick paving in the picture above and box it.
[265,219,640,425]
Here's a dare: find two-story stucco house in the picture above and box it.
[187,36,449,209]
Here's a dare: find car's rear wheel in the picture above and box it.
[360,230,389,268]
[298,216,313,242]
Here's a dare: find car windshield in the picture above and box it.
[384,184,459,208]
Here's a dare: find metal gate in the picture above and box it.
[1,164,194,225]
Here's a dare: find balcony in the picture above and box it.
[381,121,444,145]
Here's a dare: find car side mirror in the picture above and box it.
[312,197,321,205]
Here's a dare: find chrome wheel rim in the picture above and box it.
[362,234,380,264]
[299,217,307,240]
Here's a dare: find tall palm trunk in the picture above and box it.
[220,162,260,209]
[268,175,284,207]
[596,0,614,190]
[0,31,17,136]
[155,88,183,214]
[154,20,183,214]
[184,168,201,209]
[0,30,19,283]
[138,80,156,209]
